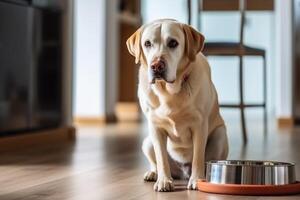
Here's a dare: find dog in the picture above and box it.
[126,19,228,192]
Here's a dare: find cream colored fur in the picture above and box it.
[127,19,228,192]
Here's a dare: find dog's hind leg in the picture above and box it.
[205,125,229,162]
[142,136,157,181]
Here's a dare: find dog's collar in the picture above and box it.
[183,73,189,82]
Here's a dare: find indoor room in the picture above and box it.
[0,0,299,199]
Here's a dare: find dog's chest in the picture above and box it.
[144,84,199,138]
[151,103,197,138]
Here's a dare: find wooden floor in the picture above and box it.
[0,111,300,200]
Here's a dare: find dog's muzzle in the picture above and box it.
[150,59,167,83]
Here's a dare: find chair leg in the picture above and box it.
[239,56,247,144]
[263,55,268,135]
[187,0,191,25]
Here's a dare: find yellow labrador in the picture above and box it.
[126,19,228,191]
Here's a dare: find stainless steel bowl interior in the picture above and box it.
[206,160,296,185]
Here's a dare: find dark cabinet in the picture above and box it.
[0,1,63,135]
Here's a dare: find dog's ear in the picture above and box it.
[126,27,143,64]
[182,24,205,62]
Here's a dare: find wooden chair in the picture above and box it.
[187,0,267,144]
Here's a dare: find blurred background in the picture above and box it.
[0,0,297,135]
[0,0,300,199]
[72,0,297,133]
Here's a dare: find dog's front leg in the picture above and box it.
[187,119,208,190]
[149,122,174,192]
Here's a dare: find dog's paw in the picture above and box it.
[143,171,157,182]
[154,177,174,192]
[187,177,198,190]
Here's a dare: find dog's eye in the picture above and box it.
[144,40,152,48]
[168,39,178,48]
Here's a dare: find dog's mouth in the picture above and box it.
[150,77,175,84]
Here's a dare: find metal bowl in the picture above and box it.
[206,160,296,185]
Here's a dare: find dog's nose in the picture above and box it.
[150,60,166,75]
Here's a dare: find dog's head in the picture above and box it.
[126,19,205,84]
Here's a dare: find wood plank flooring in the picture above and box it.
[0,111,300,200]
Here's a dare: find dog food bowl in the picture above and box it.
[197,160,300,195]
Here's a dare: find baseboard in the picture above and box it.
[115,102,140,122]
[0,126,76,152]
[277,117,294,128]
[74,116,106,125]
[74,102,140,125]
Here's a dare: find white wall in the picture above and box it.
[275,0,293,118]
[142,0,188,23]
[73,0,118,119]
[74,0,106,117]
